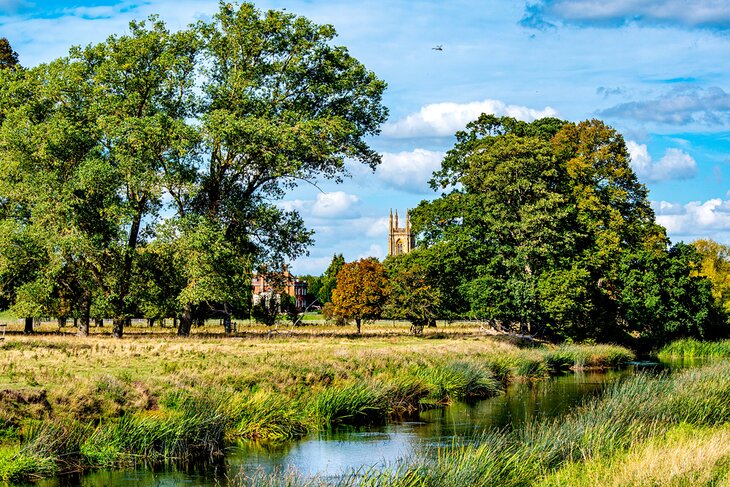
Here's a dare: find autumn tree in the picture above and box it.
[331,258,389,334]
[692,239,730,315]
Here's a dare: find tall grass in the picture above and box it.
[238,361,730,487]
[539,424,730,486]
[0,333,634,481]
[658,338,730,359]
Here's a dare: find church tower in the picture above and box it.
[388,209,416,256]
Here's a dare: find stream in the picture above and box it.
[35,363,672,486]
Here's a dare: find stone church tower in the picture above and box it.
[388,209,415,256]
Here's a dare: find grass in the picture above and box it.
[362,361,730,486]
[238,359,730,486]
[658,338,730,360]
[539,424,730,486]
[0,327,634,482]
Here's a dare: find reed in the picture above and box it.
[0,331,635,481]
[241,361,730,487]
[310,383,387,427]
[658,338,730,359]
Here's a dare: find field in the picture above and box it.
[0,323,632,482]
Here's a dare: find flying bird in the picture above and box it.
[432,45,443,51]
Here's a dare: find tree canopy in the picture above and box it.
[331,258,389,334]
[0,38,20,70]
[0,2,387,337]
[409,115,723,344]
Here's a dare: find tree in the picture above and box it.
[0,38,20,70]
[619,243,724,347]
[0,3,387,338]
[692,239,730,315]
[318,254,345,305]
[384,256,442,334]
[171,3,387,335]
[331,258,389,334]
[411,115,670,342]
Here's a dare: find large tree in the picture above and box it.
[0,3,387,338]
[172,3,387,336]
[0,19,199,337]
[411,115,683,342]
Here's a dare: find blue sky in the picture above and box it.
[3,0,730,274]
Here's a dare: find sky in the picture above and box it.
[3,0,730,275]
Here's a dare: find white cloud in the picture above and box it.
[365,217,390,238]
[311,191,361,219]
[357,244,385,261]
[382,99,559,138]
[600,87,730,126]
[654,198,730,238]
[522,0,730,30]
[627,141,697,182]
[376,149,444,193]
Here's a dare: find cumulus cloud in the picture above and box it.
[375,149,444,193]
[600,87,730,126]
[627,141,697,182]
[654,198,730,239]
[382,99,559,138]
[521,0,730,30]
[310,191,361,219]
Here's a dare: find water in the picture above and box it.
[37,367,644,486]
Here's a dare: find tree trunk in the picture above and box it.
[24,317,33,334]
[111,199,145,340]
[173,316,178,329]
[58,317,66,329]
[78,295,90,337]
[112,317,125,338]
[356,317,361,334]
[178,304,193,336]
[95,317,103,327]
[147,317,154,327]
[223,303,232,333]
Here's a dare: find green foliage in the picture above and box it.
[619,243,725,345]
[692,239,730,315]
[318,253,345,304]
[384,257,442,332]
[0,38,19,70]
[658,338,730,359]
[310,383,387,427]
[411,115,723,344]
[0,3,387,335]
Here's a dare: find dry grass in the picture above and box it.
[541,424,730,486]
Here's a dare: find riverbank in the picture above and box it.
[0,332,632,482]
[238,359,730,486]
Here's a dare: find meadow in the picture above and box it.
[0,322,632,482]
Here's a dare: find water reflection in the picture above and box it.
[41,367,642,486]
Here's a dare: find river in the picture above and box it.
[34,364,669,486]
